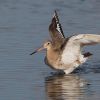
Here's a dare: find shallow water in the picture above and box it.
[0,0,100,100]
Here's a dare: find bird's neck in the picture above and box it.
[46,48,60,65]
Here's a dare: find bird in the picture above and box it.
[30,10,100,74]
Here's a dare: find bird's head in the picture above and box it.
[30,41,52,55]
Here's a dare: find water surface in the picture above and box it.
[0,0,100,100]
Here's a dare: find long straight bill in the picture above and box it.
[30,46,45,55]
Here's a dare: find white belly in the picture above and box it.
[61,49,79,65]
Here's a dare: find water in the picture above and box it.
[0,0,100,100]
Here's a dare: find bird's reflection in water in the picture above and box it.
[45,74,88,100]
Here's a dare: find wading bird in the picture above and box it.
[30,11,100,74]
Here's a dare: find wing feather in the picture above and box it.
[69,34,100,46]
[49,10,65,49]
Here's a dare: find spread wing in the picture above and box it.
[61,34,100,63]
[68,34,100,46]
[49,10,65,50]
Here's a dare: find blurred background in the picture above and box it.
[0,0,100,100]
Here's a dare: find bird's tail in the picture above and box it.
[83,52,93,58]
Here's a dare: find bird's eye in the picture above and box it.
[47,42,50,45]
